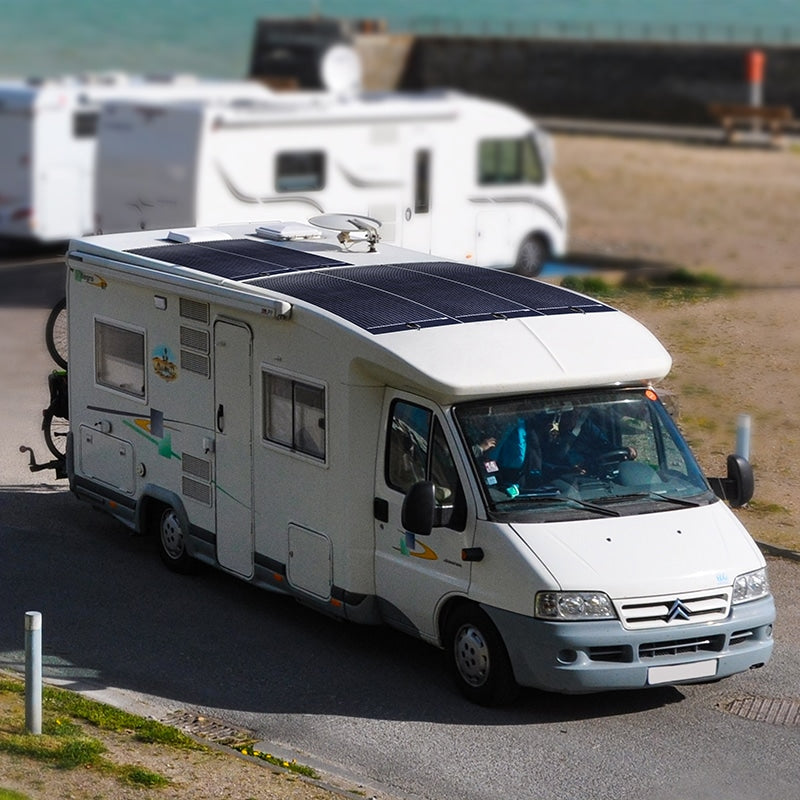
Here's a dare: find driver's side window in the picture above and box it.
[386,400,465,530]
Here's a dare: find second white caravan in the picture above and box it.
[0,72,270,243]
[94,90,568,275]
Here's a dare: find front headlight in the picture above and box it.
[732,568,770,604]
[535,591,617,621]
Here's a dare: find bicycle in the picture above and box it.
[45,296,68,369]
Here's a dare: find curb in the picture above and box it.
[758,540,800,563]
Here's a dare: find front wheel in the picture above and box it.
[514,235,549,278]
[154,504,195,574]
[445,605,519,706]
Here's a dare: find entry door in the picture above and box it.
[213,320,254,577]
[374,395,473,641]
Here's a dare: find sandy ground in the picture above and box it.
[554,133,800,551]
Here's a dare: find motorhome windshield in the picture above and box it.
[478,133,544,185]
[454,388,714,521]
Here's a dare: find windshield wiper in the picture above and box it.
[497,493,621,517]
[603,492,702,508]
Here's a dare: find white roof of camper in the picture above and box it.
[0,73,270,111]
[106,88,536,130]
[68,222,671,401]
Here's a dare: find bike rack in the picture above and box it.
[19,445,67,480]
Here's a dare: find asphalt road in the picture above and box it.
[1,256,799,800]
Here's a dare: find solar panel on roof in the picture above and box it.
[124,238,612,334]
[250,261,613,334]
[127,238,346,280]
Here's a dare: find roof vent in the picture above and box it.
[254,221,322,241]
[166,228,233,244]
[309,213,381,252]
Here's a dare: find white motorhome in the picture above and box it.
[94,90,567,275]
[0,73,270,243]
[56,218,772,704]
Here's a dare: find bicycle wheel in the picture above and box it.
[43,408,69,459]
[45,297,68,369]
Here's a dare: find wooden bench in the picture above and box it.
[708,103,795,144]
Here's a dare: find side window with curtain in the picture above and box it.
[262,370,326,461]
[386,400,466,530]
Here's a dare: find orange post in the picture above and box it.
[746,49,765,85]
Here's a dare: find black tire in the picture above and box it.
[514,235,548,278]
[445,604,519,706]
[154,504,196,574]
[42,408,68,459]
[45,297,68,369]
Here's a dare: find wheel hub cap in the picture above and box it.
[454,624,490,687]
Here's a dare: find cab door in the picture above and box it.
[374,394,474,641]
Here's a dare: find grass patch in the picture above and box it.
[1,675,322,792]
[747,499,790,516]
[41,685,200,749]
[561,268,735,305]
[560,275,616,298]
[0,731,105,769]
[0,789,31,800]
[236,745,320,780]
[119,764,170,787]
[0,674,175,789]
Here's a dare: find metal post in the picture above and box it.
[746,50,765,135]
[736,414,752,462]
[25,611,42,735]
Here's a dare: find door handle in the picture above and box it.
[217,403,224,433]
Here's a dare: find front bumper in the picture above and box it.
[486,594,775,694]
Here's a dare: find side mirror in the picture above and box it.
[401,481,436,537]
[709,454,754,508]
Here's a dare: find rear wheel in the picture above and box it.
[45,297,68,369]
[445,604,519,706]
[154,504,195,574]
[514,235,548,278]
[42,408,68,459]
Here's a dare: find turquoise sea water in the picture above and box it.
[2,0,800,79]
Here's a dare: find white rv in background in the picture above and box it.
[94,90,568,274]
[54,217,773,705]
[0,73,270,243]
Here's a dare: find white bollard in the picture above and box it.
[25,611,42,735]
[736,414,752,462]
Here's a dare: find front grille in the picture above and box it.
[618,589,731,630]
[640,635,725,659]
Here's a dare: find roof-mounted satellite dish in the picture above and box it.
[320,44,362,95]
[309,213,382,252]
